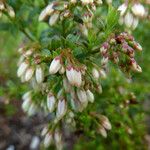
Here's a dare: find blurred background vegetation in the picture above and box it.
[0,0,150,150]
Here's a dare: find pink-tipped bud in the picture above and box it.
[66,66,82,87]
[47,93,56,112]
[49,56,62,74]
[130,58,142,72]
[135,42,142,51]
[100,42,109,55]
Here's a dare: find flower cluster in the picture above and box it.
[17,46,44,84]
[38,2,71,26]
[18,31,142,149]
[41,127,63,150]
[100,32,142,73]
[15,1,144,149]
[0,1,15,18]
[118,2,146,30]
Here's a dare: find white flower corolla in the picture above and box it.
[47,93,56,112]
[131,3,146,17]
[35,65,44,84]
[118,3,127,16]
[49,11,60,26]
[86,89,94,103]
[25,67,35,81]
[49,56,62,74]
[17,61,29,77]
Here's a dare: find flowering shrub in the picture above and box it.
[0,0,149,149]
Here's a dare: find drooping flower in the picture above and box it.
[49,56,62,74]
[25,67,35,81]
[49,11,60,26]
[17,61,29,77]
[35,65,44,84]
[56,99,67,120]
[86,89,94,103]
[118,3,127,16]
[66,66,82,87]
[44,133,53,148]
[131,3,146,17]
[47,93,56,112]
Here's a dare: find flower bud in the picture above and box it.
[7,5,15,18]
[63,77,71,93]
[41,126,48,137]
[98,125,107,138]
[92,68,100,80]
[132,17,139,30]
[0,2,4,11]
[77,89,88,105]
[100,115,112,130]
[66,66,82,87]
[97,85,102,94]
[27,103,37,116]
[81,0,93,5]
[99,69,107,79]
[39,4,54,21]
[35,65,44,84]
[118,3,127,16]
[131,3,146,17]
[70,0,77,4]
[47,93,56,112]
[22,98,31,112]
[49,56,62,74]
[54,130,62,144]
[17,61,29,77]
[56,99,67,120]
[49,11,60,26]
[130,58,142,72]
[59,66,65,74]
[44,133,53,148]
[135,42,142,51]
[22,91,32,101]
[25,67,35,81]
[124,12,134,28]
[86,89,94,103]
[101,57,109,65]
